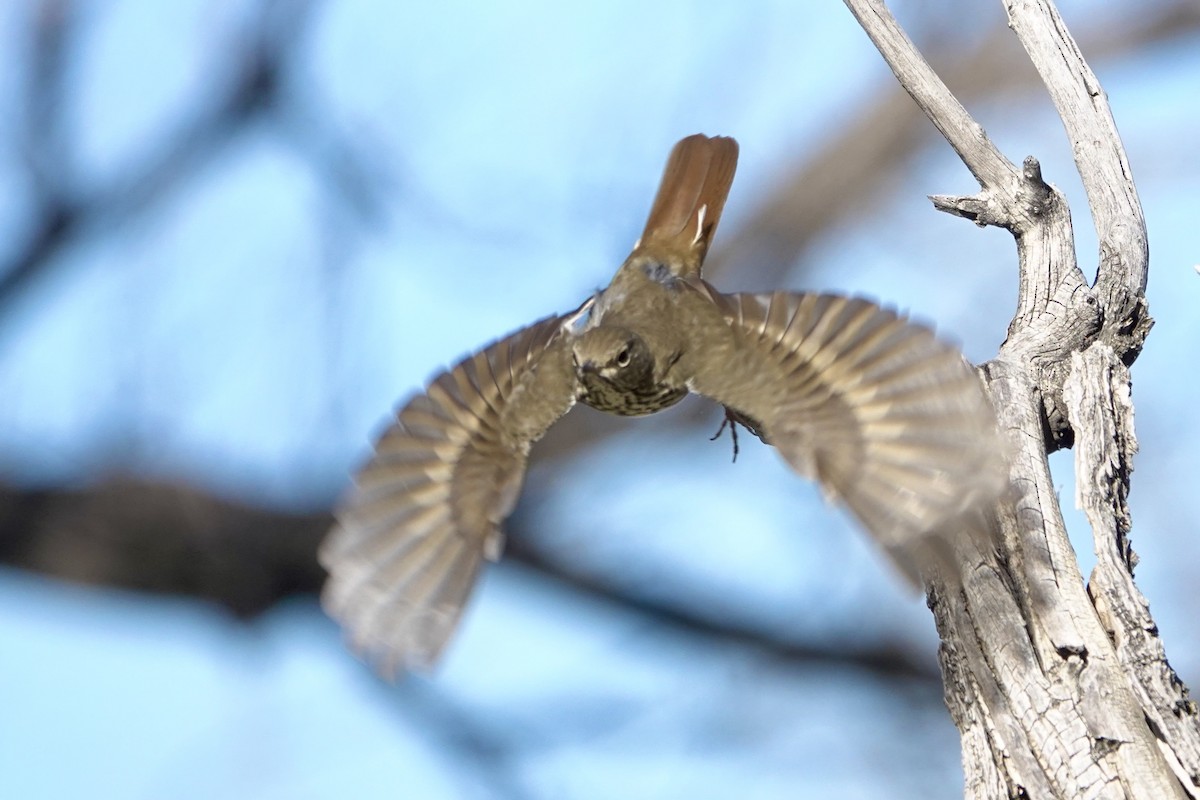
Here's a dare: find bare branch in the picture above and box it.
[1066,347,1200,788]
[24,0,75,201]
[843,0,1016,189]
[710,2,1200,293]
[0,476,936,681]
[0,0,390,333]
[0,478,329,617]
[1005,1,1149,303]
[846,0,1194,797]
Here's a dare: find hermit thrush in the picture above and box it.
[320,134,1005,675]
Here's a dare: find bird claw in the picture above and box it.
[710,407,741,462]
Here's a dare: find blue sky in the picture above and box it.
[2,2,1198,798]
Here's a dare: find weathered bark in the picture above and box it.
[844,0,1198,797]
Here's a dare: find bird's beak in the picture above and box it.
[572,351,596,372]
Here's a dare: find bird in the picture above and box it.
[319,134,1006,676]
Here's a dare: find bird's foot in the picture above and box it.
[709,407,742,463]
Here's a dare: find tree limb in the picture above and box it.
[845,0,1196,796]
[0,476,938,681]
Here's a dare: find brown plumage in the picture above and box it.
[631,134,739,275]
[319,134,1006,675]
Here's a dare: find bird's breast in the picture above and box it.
[577,372,687,417]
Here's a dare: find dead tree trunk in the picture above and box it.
[844,1,1199,797]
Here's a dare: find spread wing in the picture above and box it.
[687,288,1006,581]
[319,313,581,675]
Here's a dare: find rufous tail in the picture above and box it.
[632,134,738,278]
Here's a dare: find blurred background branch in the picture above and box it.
[1,0,386,324]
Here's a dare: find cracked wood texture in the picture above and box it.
[845,0,1198,797]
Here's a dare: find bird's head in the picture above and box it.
[572,326,655,391]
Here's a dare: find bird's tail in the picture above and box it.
[632,134,739,278]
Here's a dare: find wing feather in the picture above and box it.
[690,290,1005,581]
[320,313,579,674]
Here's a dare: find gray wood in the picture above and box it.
[844,0,1197,797]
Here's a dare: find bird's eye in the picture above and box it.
[615,347,631,367]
